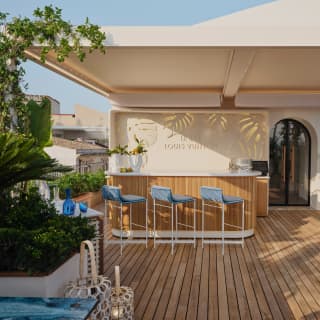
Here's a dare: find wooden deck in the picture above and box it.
[100,208,320,320]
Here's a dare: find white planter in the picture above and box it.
[0,253,80,298]
[109,154,128,172]
[129,154,143,172]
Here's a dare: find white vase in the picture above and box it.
[110,154,129,172]
[129,154,143,172]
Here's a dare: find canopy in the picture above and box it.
[26,0,320,109]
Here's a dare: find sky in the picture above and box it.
[1,0,273,113]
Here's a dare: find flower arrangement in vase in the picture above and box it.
[107,144,129,172]
[129,135,147,172]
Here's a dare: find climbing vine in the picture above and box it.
[0,6,106,133]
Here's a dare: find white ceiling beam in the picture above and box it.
[25,49,111,97]
[223,48,256,98]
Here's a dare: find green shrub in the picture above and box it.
[0,189,95,274]
[58,170,105,198]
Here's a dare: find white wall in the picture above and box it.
[45,146,77,167]
[110,107,320,209]
[110,110,268,172]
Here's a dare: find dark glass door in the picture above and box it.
[269,119,310,206]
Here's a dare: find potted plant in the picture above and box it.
[107,144,129,172]
[0,189,95,297]
[57,170,105,207]
[129,135,148,172]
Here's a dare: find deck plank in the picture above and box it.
[258,217,317,319]
[229,246,251,320]
[175,244,197,320]
[235,245,263,320]
[186,244,203,320]
[252,228,303,319]
[197,245,209,320]
[268,212,320,303]
[216,246,229,320]
[154,245,185,320]
[164,245,191,320]
[260,216,320,317]
[101,209,320,319]
[143,245,177,319]
[223,245,240,320]
[208,244,219,320]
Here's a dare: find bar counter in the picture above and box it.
[108,170,261,238]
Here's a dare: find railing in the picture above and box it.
[75,162,107,174]
[50,162,108,179]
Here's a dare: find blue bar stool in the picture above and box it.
[200,186,244,255]
[151,185,196,254]
[102,185,148,255]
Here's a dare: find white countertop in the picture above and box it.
[107,170,262,177]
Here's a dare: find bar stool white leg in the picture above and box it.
[145,199,148,248]
[104,199,108,222]
[193,200,196,248]
[202,200,204,248]
[129,203,132,238]
[171,204,174,255]
[242,200,245,248]
[222,203,225,256]
[120,203,123,256]
[153,199,156,248]
[175,204,178,241]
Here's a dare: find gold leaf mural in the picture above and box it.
[163,113,194,137]
[208,113,228,130]
[239,114,266,158]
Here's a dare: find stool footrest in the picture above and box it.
[177,222,195,229]
[224,222,243,230]
[131,222,147,228]
[106,239,147,245]
[173,239,196,244]
[202,239,244,245]
[155,239,195,244]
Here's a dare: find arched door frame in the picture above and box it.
[270,118,311,206]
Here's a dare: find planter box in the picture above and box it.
[74,191,102,208]
[0,254,80,298]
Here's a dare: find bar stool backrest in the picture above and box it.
[102,185,122,202]
[200,186,224,203]
[151,185,173,203]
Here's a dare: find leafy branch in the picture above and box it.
[0,5,106,133]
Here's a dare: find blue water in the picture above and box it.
[0,297,97,320]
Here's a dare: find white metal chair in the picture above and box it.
[200,186,245,255]
[151,185,196,254]
[102,185,148,255]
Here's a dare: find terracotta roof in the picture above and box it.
[52,136,106,151]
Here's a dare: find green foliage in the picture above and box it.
[107,144,129,156]
[0,6,106,133]
[0,189,95,273]
[27,98,52,147]
[57,170,105,198]
[130,134,147,155]
[0,132,71,193]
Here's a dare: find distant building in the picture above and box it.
[52,104,108,146]
[26,95,60,114]
[45,136,108,172]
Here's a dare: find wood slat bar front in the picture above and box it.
[108,173,257,238]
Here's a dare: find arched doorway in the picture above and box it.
[269,119,311,206]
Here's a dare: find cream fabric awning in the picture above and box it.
[26,0,320,109]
